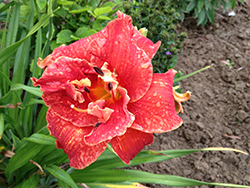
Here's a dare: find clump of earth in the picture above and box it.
[136,3,250,188]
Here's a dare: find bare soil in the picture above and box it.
[137,3,250,188]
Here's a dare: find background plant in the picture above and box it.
[123,0,187,73]
[175,0,244,26]
[0,0,249,188]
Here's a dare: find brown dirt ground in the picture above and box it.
[136,3,250,188]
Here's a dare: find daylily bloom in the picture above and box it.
[32,11,188,169]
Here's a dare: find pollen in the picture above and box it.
[94,122,102,128]
[94,66,104,76]
[108,82,113,90]
[84,86,90,93]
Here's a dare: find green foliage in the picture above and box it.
[123,0,187,73]
[175,0,244,26]
[51,0,123,50]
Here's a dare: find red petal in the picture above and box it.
[87,100,114,123]
[84,87,135,145]
[32,57,92,93]
[43,91,98,127]
[102,11,158,102]
[38,12,160,102]
[110,128,154,164]
[128,69,183,133]
[49,31,107,67]
[47,108,109,169]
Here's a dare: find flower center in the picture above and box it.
[70,62,121,113]
[88,62,120,103]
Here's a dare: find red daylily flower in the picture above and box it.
[32,11,186,169]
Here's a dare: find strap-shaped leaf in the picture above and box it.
[87,147,248,170]
[5,142,45,182]
[45,165,78,188]
[0,8,58,67]
[71,169,250,188]
[0,114,4,140]
[24,133,56,145]
[12,174,40,188]
[11,84,42,98]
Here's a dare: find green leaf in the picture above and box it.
[5,142,45,182]
[197,0,204,12]
[206,8,215,23]
[24,133,56,145]
[197,8,206,25]
[45,165,78,188]
[92,20,103,31]
[71,169,250,187]
[34,105,48,132]
[0,1,14,13]
[204,0,211,10]
[0,114,4,140]
[101,2,116,8]
[75,27,97,39]
[94,6,112,17]
[10,130,21,150]
[21,99,45,107]
[2,114,24,138]
[58,179,70,188]
[36,0,46,11]
[57,0,74,6]
[97,15,111,20]
[56,29,74,44]
[174,65,211,83]
[186,0,196,12]
[0,9,56,67]
[231,0,236,10]
[10,84,42,98]
[69,5,93,14]
[13,174,40,188]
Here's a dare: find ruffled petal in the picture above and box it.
[128,69,183,133]
[45,30,108,67]
[37,12,159,102]
[87,100,114,123]
[47,108,109,169]
[173,89,191,113]
[32,57,93,93]
[85,87,135,145]
[43,91,98,127]
[110,128,154,164]
[102,11,157,102]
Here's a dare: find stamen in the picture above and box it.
[94,122,102,128]
[108,82,113,90]
[111,89,116,102]
[94,66,104,76]
[84,86,90,93]
[99,92,111,100]
[71,105,88,113]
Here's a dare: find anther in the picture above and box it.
[108,82,113,90]
[93,66,104,76]
[94,122,102,128]
[84,86,90,93]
